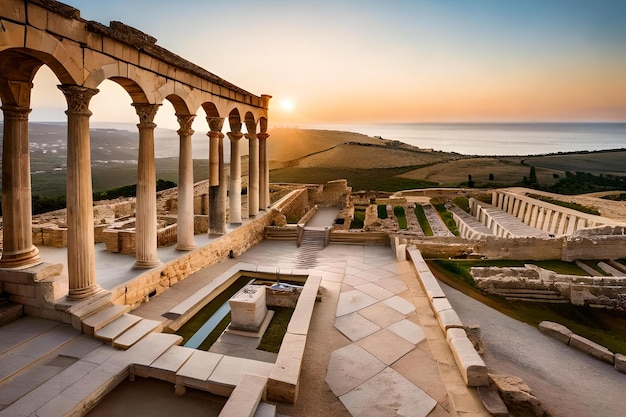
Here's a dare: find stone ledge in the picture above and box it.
[569,334,614,364]
[218,374,267,417]
[448,334,489,387]
[538,320,572,344]
[614,353,626,373]
[267,332,306,404]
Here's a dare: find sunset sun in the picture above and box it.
[280,98,295,112]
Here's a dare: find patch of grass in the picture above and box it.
[393,205,408,229]
[429,259,626,354]
[602,193,626,201]
[269,166,439,192]
[257,307,295,353]
[378,204,388,219]
[452,196,470,213]
[414,205,433,236]
[433,203,459,236]
[528,194,600,215]
[350,209,365,229]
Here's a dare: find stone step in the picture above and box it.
[0,302,23,327]
[82,304,130,335]
[492,289,563,297]
[0,322,80,384]
[113,319,163,349]
[94,313,143,343]
[505,297,569,304]
[0,334,102,410]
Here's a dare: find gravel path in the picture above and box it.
[441,282,626,417]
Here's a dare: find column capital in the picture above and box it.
[176,113,195,137]
[244,133,257,141]
[0,104,31,120]
[58,85,99,117]
[257,132,270,141]
[132,103,160,129]
[227,131,244,141]
[206,116,225,133]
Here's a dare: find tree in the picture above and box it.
[467,174,474,188]
[529,166,538,185]
[489,173,494,181]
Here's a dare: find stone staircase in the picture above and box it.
[490,288,569,303]
[294,228,327,269]
[63,291,164,351]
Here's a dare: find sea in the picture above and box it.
[301,122,626,156]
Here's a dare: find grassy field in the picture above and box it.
[523,150,626,176]
[269,166,439,192]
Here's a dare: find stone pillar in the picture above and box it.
[245,130,259,217]
[176,113,196,250]
[228,131,244,224]
[58,85,100,299]
[0,100,40,268]
[258,133,270,210]
[133,103,161,268]
[207,117,226,235]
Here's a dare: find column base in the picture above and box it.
[0,246,41,269]
[176,243,196,251]
[133,259,161,269]
[67,284,102,301]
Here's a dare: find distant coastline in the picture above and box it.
[299,122,626,156]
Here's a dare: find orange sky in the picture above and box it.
[24,0,626,129]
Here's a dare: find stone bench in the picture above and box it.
[407,248,446,302]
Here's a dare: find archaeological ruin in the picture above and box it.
[1,1,626,417]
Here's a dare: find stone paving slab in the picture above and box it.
[354,282,394,301]
[336,290,378,317]
[387,319,426,345]
[334,312,381,342]
[384,295,416,315]
[0,317,59,355]
[326,344,386,397]
[358,302,405,328]
[94,313,142,342]
[357,328,415,366]
[374,276,408,294]
[176,350,223,388]
[339,367,437,417]
[210,355,274,388]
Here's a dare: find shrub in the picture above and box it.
[377,204,388,219]
[393,205,407,229]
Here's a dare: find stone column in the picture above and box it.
[228,131,244,224]
[133,103,161,268]
[58,85,100,299]
[0,101,40,268]
[258,132,270,210]
[245,130,259,217]
[176,113,196,250]
[207,117,226,235]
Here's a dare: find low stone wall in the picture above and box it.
[407,248,489,387]
[308,179,351,207]
[109,209,274,307]
[538,321,626,373]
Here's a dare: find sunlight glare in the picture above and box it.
[280,98,295,112]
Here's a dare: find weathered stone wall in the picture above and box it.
[472,265,626,310]
[110,210,274,307]
[308,179,351,207]
[280,189,309,222]
[562,234,626,261]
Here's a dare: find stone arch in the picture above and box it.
[228,108,242,133]
[0,49,75,105]
[202,102,220,118]
[244,111,257,134]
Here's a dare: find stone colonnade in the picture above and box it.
[491,190,609,237]
[0,96,271,300]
